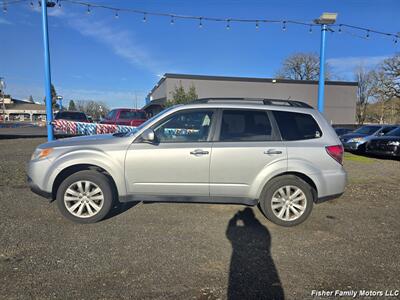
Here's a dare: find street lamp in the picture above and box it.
[56,95,63,110]
[314,13,338,113]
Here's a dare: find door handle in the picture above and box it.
[190,149,209,155]
[264,149,283,155]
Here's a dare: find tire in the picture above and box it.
[56,170,114,224]
[259,175,314,227]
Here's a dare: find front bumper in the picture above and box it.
[27,176,52,199]
[365,149,399,157]
[343,141,363,151]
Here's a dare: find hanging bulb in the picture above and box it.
[395,38,398,44]
[170,16,174,25]
[226,19,230,30]
[309,25,313,33]
[3,4,7,13]
[143,13,147,22]
[338,25,342,33]
[255,21,259,30]
[115,10,119,19]
[58,1,61,8]
[366,30,370,39]
[282,21,286,31]
[199,17,203,28]
[30,1,34,8]
[86,5,91,15]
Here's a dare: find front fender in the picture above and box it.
[45,148,127,197]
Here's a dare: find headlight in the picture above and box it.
[349,137,365,143]
[31,148,53,160]
[387,141,400,146]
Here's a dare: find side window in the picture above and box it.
[272,111,322,141]
[220,110,273,142]
[106,110,117,120]
[381,127,396,135]
[154,110,214,143]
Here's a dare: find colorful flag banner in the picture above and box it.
[52,119,137,136]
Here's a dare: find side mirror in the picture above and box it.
[141,128,156,143]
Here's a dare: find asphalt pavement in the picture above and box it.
[0,138,399,299]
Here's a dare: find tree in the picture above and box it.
[68,100,77,111]
[354,67,375,124]
[28,95,34,103]
[166,82,198,106]
[381,53,400,98]
[43,83,59,108]
[276,52,332,81]
[75,100,110,120]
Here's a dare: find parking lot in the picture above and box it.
[0,138,399,299]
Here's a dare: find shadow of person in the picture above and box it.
[226,207,284,300]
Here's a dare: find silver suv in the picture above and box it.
[27,99,346,226]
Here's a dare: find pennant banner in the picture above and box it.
[52,119,137,136]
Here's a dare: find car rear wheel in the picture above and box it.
[259,175,314,227]
[56,170,114,223]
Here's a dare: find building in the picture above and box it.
[144,73,358,124]
[1,96,47,122]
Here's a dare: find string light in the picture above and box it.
[2,0,398,45]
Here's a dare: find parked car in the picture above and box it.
[366,127,400,158]
[53,111,90,136]
[100,108,147,127]
[334,127,354,137]
[340,124,398,152]
[28,98,346,227]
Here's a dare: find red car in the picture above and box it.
[101,108,148,127]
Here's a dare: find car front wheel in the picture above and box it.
[56,170,114,223]
[259,175,314,227]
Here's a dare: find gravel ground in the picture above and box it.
[0,138,399,300]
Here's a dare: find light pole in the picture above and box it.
[314,13,337,113]
[41,0,55,141]
[0,77,5,123]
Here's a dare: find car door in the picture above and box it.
[125,109,216,198]
[210,109,287,199]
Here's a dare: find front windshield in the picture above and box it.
[386,127,400,137]
[354,126,380,135]
[114,106,177,137]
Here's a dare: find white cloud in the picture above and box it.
[0,17,12,25]
[327,55,389,78]
[67,18,166,75]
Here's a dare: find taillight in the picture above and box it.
[326,145,344,165]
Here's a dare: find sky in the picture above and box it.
[1,0,399,108]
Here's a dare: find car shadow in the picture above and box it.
[226,207,284,300]
[103,201,141,220]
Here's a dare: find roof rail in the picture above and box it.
[191,98,313,108]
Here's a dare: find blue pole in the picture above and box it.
[41,0,54,141]
[317,24,327,113]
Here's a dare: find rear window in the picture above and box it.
[220,109,274,141]
[386,127,400,137]
[55,112,87,121]
[273,111,322,141]
[119,111,147,120]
